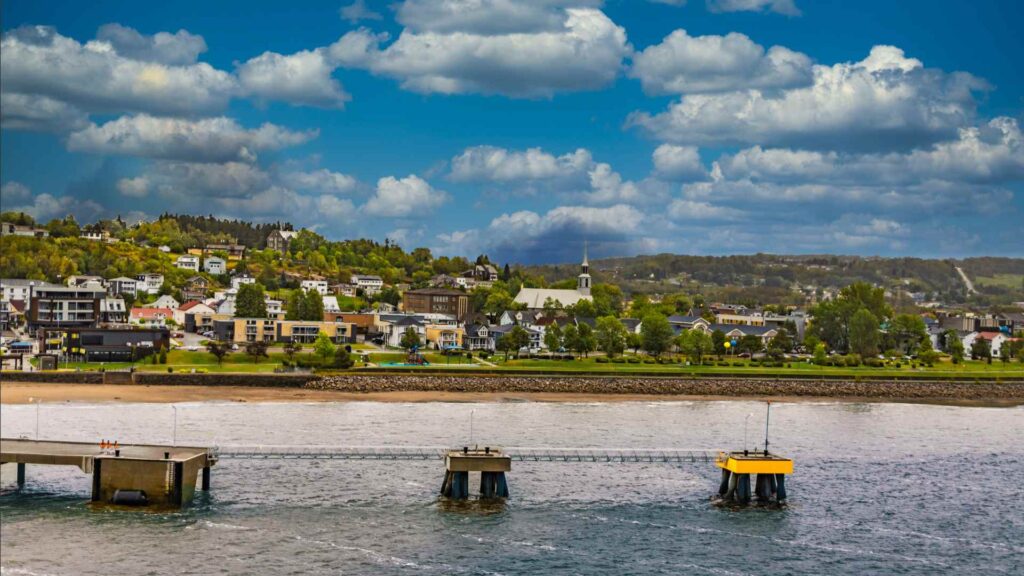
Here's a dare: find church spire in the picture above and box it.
[577,241,591,295]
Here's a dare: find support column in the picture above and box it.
[755,474,772,502]
[718,469,731,497]
[201,466,211,491]
[494,472,509,498]
[736,474,751,504]
[450,471,469,499]
[17,463,26,489]
[774,473,787,502]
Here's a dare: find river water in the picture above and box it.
[1,400,1022,575]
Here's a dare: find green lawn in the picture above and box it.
[973,274,1024,289]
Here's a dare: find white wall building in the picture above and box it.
[301,279,329,295]
[204,256,227,275]
[176,255,200,271]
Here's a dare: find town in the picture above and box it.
[2,214,1021,376]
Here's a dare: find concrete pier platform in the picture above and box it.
[441,447,511,499]
[0,438,217,509]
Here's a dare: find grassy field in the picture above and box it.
[29,349,1024,378]
[974,274,1024,289]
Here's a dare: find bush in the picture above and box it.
[732,362,743,367]
[627,357,640,364]
[643,358,657,364]
[167,367,173,373]
[612,357,626,363]
[596,357,610,363]
[717,361,729,367]
[863,357,884,367]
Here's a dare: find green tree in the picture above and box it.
[737,334,763,355]
[889,314,928,355]
[303,289,325,320]
[711,329,727,357]
[849,309,880,357]
[813,342,828,365]
[970,338,991,362]
[314,332,336,362]
[944,330,965,364]
[917,337,940,366]
[595,316,627,358]
[244,340,269,363]
[206,341,230,365]
[283,340,302,362]
[640,313,673,357]
[400,326,422,351]
[506,325,532,358]
[626,332,642,354]
[562,325,580,356]
[574,323,597,358]
[235,283,268,318]
[677,329,714,364]
[333,345,354,369]
[285,290,305,321]
[543,322,563,351]
[766,328,793,360]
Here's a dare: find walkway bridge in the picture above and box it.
[213,446,718,464]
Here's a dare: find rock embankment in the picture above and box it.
[309,374,1024,401]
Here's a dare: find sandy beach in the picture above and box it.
[1,382,1020,407]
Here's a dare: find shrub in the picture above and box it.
[643,358,657,364]
[612,357,626,363]
[717,361,729,367]
[167,367,173,373]
[596,357,610,363]
[627,357,640,364]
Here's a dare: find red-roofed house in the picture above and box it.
[131,307,174,327]
[173,300,216,325]
[962,331,1011,357]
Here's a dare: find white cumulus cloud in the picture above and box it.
[706,0,801,16]
[363,175,450,217]
[66,115,317,163]
[116,176,150,197]
[631,29,812,94]
[237,48,351,108]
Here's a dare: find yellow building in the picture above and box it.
[425,325,464,350]
[212,319,355,344]
[714,313,766,326]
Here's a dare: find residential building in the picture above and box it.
[1,279,60,303]
[206,243,246,259]
[514,247,592,310]
[374,313,427,347]
[230,274,256,290]
[402,288,471,322]
[144,294,181,310]
[0,299,11,332]
[962,331,1011,358]
[204,256,227,275]
[462,264,499,282]
[181,276,209,301]
[80,230,110,242]
[135,273,164,295]
[130,307,174,327]
[492,324,543,352]
[301,279,329,295]
[174,301,216,326]
[714,312,765,327]
[463,323,495,351]
[27,285,107,331]
[267,229,299,253]
[176,255,200,271]
[322,295,341,313]
[212,318,354,344]
[332,283,357,297]
[351,274,384,295]
[99,297,128,324]
[106,277,138,297]
[0,222,48,237]
[67,275,106,289]
[425,324,464,350]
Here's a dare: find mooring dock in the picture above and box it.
[0,438,217,508]
[715,450,793,504]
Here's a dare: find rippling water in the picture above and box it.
[1,400,1022,575]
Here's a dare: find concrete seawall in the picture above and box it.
[0,372,316,387]
[310,374,1024,401]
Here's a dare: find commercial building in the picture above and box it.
[402,288,471,322]
[42,327,169,362]
[212,318,355,344]
[27,285,107,331]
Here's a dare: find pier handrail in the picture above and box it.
[211,445,720,463]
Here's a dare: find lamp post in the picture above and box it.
[29,397,41,439]
[743,412,753,450]
[172,405,178,446]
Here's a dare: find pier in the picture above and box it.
[0,439,217,508]
[2,438,792,509]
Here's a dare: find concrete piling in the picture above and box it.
[17,463,26,489]
[442,448,511,500]
[202,466,211,491]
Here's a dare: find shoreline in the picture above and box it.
[1,383,1021,407]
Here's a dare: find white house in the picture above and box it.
[204,256,227,275]
[106,277,138,297]
[175,255,200,271]
[0,279,60,303]
[266,298,283,317]
[135,273,164,295]
[322,295,341,313]
[962,331,1010,357]
[158,245,171,253]
[231,274,256,290]
[174,301,216,326]
[144,294,181,310]
[351,274,384,295]
[301,279,329,295]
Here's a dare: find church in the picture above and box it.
[513,247,593,310]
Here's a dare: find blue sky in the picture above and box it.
[1,0,1022,263]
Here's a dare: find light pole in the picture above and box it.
[469,409,475,447]
[172,405,178,446]
[743,412,753,450]
[29,397,41,439]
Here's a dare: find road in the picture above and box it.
[955,266,978,294]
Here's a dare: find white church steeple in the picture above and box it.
[577,241,591,296]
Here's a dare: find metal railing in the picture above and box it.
[213,445,717,464]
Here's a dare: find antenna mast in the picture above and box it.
[764,401,771,455]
